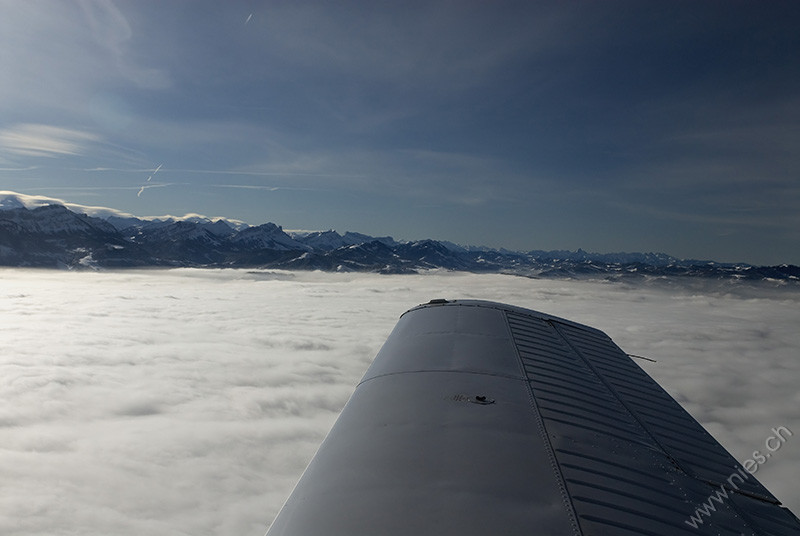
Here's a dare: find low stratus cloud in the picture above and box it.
[0,269,797,535]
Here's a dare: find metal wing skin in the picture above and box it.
[265,299,800,535]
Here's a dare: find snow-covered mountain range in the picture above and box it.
[1,191,798,283]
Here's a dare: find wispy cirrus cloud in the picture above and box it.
[0,166,38,172]
[0,124,99,158]
[211,184,320,192]
[78,0,170,90]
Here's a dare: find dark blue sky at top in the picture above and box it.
[0,1,798,264]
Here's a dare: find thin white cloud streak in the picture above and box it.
[75,147,530,209]
[22,185,174,192]
[0,124,99,158]
[210,185,323,193]
[208,146,542,207]
[80,168,157,173]
[80,167,360,178]
[0,270,797,535]
[136,182,171,197]
[0,166,38,172]
[174,169,364,178]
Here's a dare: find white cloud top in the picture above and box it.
[0,269,797,534]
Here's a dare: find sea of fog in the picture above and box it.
[1,268,798,535]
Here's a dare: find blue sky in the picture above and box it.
[0,1,798,265]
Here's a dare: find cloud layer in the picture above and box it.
[0,269,798,534]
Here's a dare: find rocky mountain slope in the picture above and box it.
[1,193,798,284]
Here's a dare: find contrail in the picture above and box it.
[146,163,162,182]
[137,183,171,198]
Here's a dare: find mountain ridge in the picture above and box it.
[1,191,798,284]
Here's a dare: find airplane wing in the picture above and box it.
[265,299,800,535]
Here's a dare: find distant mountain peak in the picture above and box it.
[0,191,796,284]
[0,191,247,231]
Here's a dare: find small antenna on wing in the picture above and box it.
[627,353,657,363]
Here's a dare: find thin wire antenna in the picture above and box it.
[628,353,657,363]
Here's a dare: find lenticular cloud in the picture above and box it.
[0,268,798,535]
